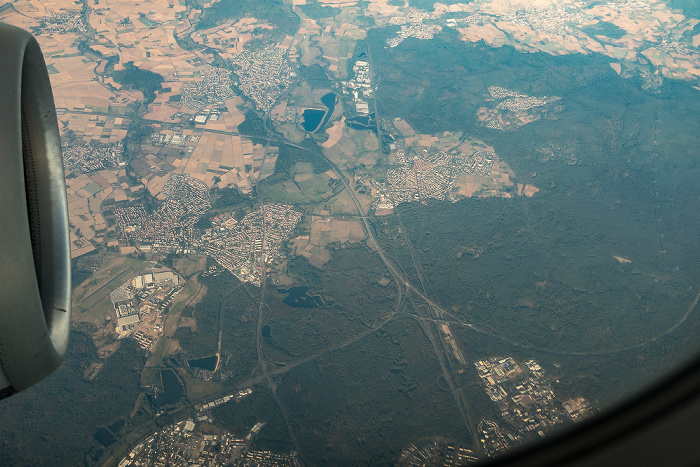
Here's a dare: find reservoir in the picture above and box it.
[280,286,323,308]
[158,369,184,406]
[302,109,325,132]
[301,92,336,133]
[347,112,377,134]
[188,355,218,371]
[319,92,336,128]
[94,427,116,447]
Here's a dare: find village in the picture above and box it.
[386,10,442,48]
[478,85,561,131]
[61,133,124,174]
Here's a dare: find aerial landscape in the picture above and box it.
[2,0,700,464]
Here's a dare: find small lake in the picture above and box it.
[94,427,116,447]
[159,369,184,406]
[302,109,325,132]
[320,92,336,128]
[189,355,218,371]
[302,92,337,133]
[108,420,126,434]
[279,286,323,308]
[347,112,377,134]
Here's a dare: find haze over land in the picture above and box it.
[2,0,700,465]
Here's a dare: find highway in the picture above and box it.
[166,2,487,452]
[248,6,308,459]
[93,3,700,465]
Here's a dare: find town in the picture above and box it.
[363,116,534,214]
[114,173,211,253]
[112,173,301,286]
[203,203,302,286]
[384,147,497,205]
[474,357,594,455]
[118,418,300,467]
[502,4,592,36]
[180,66,236,112]
[230,45,297,111]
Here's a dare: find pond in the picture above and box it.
[301,92,337,133]
[302,109,325,132]
[94,427,116,447]
[347,112,377,134]
[279,286,323,308]
[319,92,336,128]
[189,355,218,371]
[159,369,184,406]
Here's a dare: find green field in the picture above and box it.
[173,254,206,279]
[74,267,134,313]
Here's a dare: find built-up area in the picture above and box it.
[180,66,236,112]
[500,4,592,36]
[398,440,478,466]
[118,418,300,467]
[386,11,442,48]
[195,388,252,412]
[338,70,530,214]
[61,133,124,174]
[36,11,88,34]
[381,147,496,207]
[114,173,210,253]
[113,173,301,287]
[474,357,594,456]
[231,46,297,111]
[340,60,372,115]
[109,269,182,349]
[203,203,303,286]
[478,86,561,131]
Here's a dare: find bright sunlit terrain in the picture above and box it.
[2,0,700,464]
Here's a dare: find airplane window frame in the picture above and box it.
[3,0,700,463]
